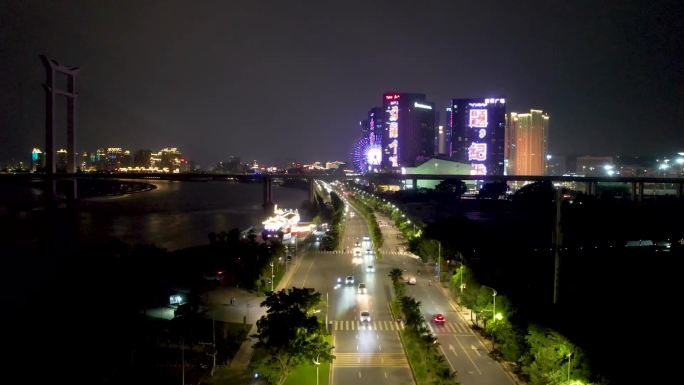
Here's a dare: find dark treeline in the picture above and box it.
[381,182,683,383]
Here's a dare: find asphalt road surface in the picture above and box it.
[287,193,415,385]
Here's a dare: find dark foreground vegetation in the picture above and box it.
[1,211,284,384]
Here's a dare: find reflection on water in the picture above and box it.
[4,180,308,250]
[79,180,309,249]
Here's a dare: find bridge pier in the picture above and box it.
[586,181,598,196]
[262,176,273,208]
[631,181,644,202]
[69,178,78,201]
[308,179,316,204]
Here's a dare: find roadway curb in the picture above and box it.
[388,301,418,385]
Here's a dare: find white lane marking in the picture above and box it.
[454,335,483,375]
[358,371,362,378]
[471,344,481,357]
[448,344,458,357]
[440,344,457,373]
[384,371,388,378]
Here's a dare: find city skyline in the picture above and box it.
[2,1,683,166]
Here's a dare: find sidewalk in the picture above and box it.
[228,250,306,370]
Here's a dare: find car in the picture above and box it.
[357,283,367,294]
[362,236,370,241]
[432,314,446,325]
[354,241,361,248]
[367,265,375,272]
[360,310,371,322]
[345,275,354,285]
[366,248,372,254]
[353,248,362,257]
[407,276,417,285]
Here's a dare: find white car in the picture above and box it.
[357,283,367,294]
[360,310,371,323]
[345,275,354,285]
[367,265,375,272]
[407,276,417,285]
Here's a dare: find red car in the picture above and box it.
[432,314,446,325]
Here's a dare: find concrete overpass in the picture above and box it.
[3,172,683,205]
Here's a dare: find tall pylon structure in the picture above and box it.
[41,55,80,198]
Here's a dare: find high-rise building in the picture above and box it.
[31,148,45,172]
[149,148,182,171]
[104,147,132,170]
[382,93,436,170]
[437,125,447,155]
[79,151,90,171]
[56,149,68,172]
[134,149,152,168]
[505,109,549,175]
[450,98,506,175]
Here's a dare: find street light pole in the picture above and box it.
[313,354,321,385]
[270,261,274,292]
[325,291,329,327]
[482,285,497,321]
[567,352,573,381]
[436,240,441,281]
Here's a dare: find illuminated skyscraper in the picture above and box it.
[56,148,68,172]
[31,148,44,172]
[437,125,446,155]
[505,110,549,175]
[450,98,506,175]
[382,93,436,170]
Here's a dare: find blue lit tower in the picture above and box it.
[381,93,436,170]
[449,98,506,176]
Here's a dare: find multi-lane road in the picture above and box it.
[287,198,414,385]
[287,186,516,385]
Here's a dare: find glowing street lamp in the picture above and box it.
[482,285,497,322]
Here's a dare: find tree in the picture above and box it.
[252,288,334,383]
[522,325,591,385]
[399,296,423,330]
[436,179,467,196]
[478,181,508,199]
[389,268,404,285]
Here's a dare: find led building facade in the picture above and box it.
[382,93,436,170]
[450,98,506,175]
[31,148,44,172]
[505,110,549,175]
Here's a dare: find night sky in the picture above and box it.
[1,0,683,167]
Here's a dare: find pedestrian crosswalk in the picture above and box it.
[317,250,411,256]
[333,352,409,368]
[332,319,404,331]
[331,320,471,334]
[426,322,472,335]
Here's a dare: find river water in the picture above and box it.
[2,180,309,251]
[84,180,309,249]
